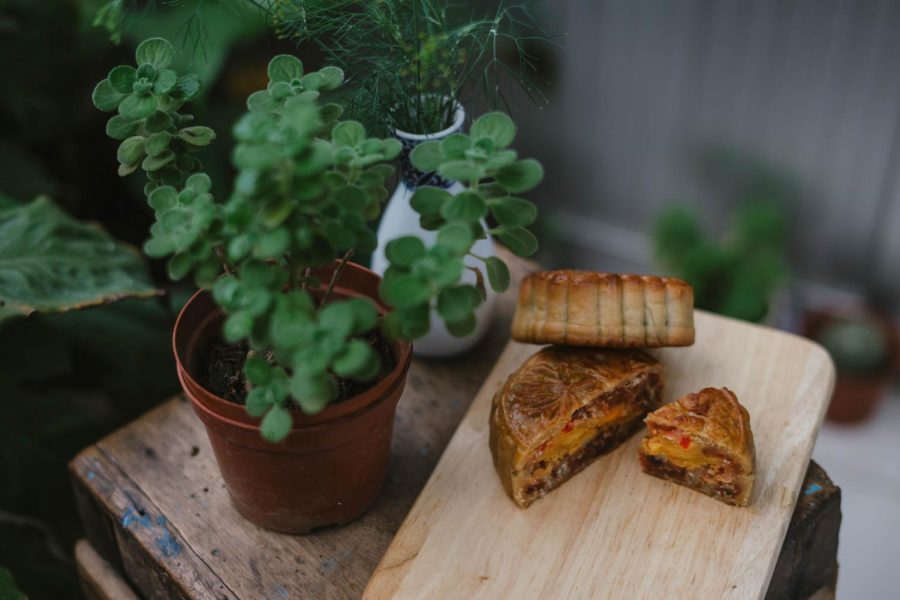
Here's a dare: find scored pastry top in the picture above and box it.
[495,346,663,450]
[511,269,695,348]
[645,387,754,472]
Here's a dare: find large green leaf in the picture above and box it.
[0,197,159,322]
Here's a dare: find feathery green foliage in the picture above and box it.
[266,0,549,135]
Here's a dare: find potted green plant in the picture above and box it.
[806,310,898,423]
[92,38,541,532]
[653,202,788,323]
[274,1,547,355]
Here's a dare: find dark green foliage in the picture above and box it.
[0,197,159,322]
[0,567,27,599]
[266,0,549,135]
[653,202,787,323]
[817,317,888,373]
[382,112,541,333]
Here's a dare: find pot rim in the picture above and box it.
[393,97,466,141]
[172,261,413,430]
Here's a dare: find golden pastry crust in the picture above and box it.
[490,346,664,508]
[511,270,695,348]
[639,387,755,506]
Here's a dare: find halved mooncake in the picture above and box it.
[639,387,755,506]
[511,270,695,348]
[490,346,664,508]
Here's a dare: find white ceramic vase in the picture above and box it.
[372,103,496,358]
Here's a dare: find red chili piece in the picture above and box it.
[679,436,691,449]
[562,421,575,433]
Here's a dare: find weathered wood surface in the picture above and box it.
[365,312,835,600]
[70,248,840,599]
[75,539,139,600]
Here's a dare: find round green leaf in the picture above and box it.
[438,160,484,182]
[185,173,212,193]
[410,186,451,216]
[446,313,477,337]
[332,339,378,379]
[268,80,294,100]
[245,355,273,386]
[301,71,325,90]
[116,136,146,165]
[436,223,473,254]
[382,304,430,340]
[441,134,471,159]
[165,250,193,279]
[245,387,272,417]
[108,65,137,93]
[268,54,303,83]
[179,126,216,147]
[440,191,486,223]
[92,79,125,111]
[495,159,544,193]
[318,65,344,90]
[247,90,277,112]
[409,140,443,171]
[106,115,138,140]
[333,121,366,147]
[436,285,476,323]
[485,257,510,292]
[135,37,175,70]
[153,69,178,94]
[141,149,175,172]
[147,185,178,212]
[119,93,157,120]
[318,301,358,339]
[224,311,254,342]
[253,227,290,258]
[380,273,432,309]
[381,138,402,160]
[385,236,426,268]
[345,298,378,334]
[471,112,516,149]
[489,196,538,227]
[335,186,367,213]
[145,131,171,157]
[291,371,337,414]
[261,403,293,442]
[483,149,518,171]
[495,226,538,257]
[145,111,174,133]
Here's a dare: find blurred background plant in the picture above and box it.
[653,201,788,323]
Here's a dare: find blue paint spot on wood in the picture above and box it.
[804,483,823,495]
[273,584,288,598]
[120,508,182,557]
[87,471,96,481]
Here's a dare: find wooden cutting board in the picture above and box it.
[364,310,835,600]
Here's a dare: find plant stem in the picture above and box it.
[215,246,236,275]
[320,249,355,307]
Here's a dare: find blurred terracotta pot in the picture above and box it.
[804,308,898,424]
[173,261,412,533]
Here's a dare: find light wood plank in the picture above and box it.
[365,311,835,600]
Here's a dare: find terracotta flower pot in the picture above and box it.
[803,308,899,424]
[172,261,412,533]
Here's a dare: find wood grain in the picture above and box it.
[75,540,139,600]
[364,312,835,600]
